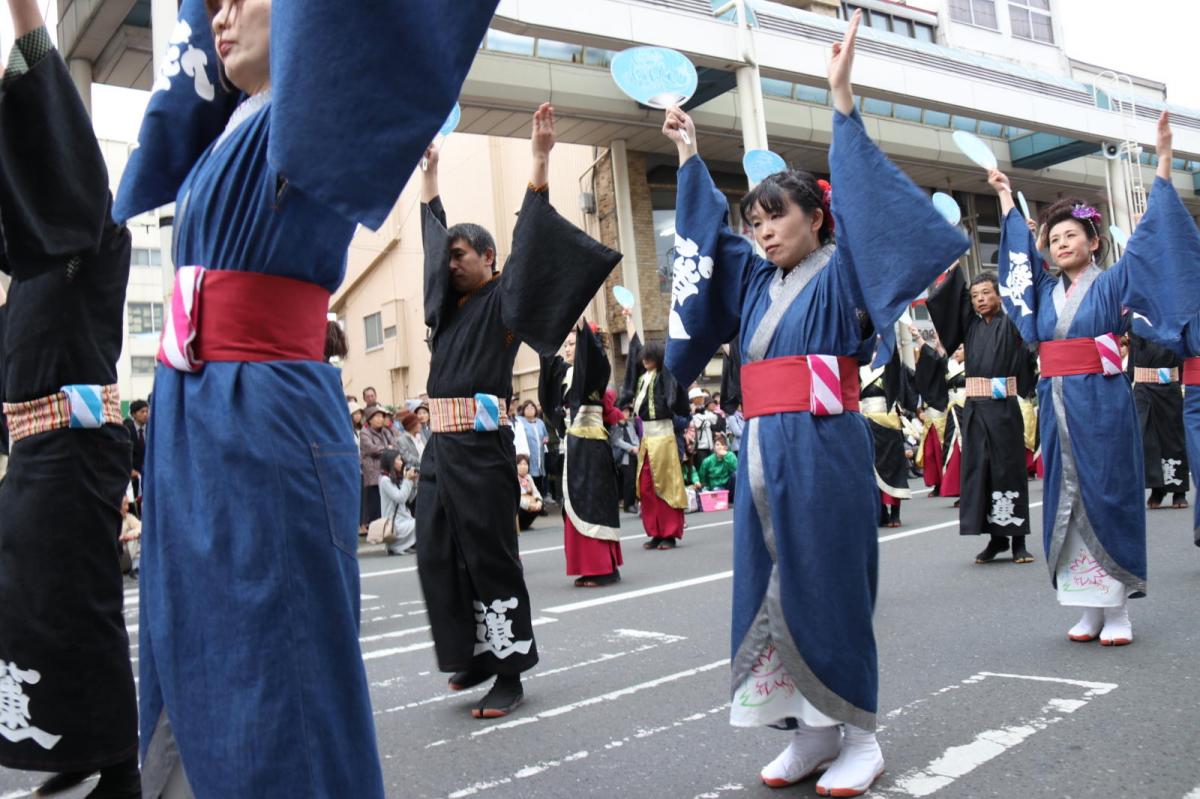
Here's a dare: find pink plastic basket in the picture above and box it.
[699,490,729,512]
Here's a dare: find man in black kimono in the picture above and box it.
[927,268,1035,564]
[0,2,139,795]
[1127,332,1190,508]
[416,103,621,718]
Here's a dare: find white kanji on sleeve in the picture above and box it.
[1000,252,1034,317]
[0,660,61,750]
[669,235,714,341]
[152,19,216,102]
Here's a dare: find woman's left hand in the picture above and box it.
[1156,111,1173,181]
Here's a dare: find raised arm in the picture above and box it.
[662,106,763,386]
[420,140,440,205]
[421,157,453,336]
[994,170,1048,343]
[829,10,861,116]
[925,265,971,355]
[530,102,553,189]
[6,0,42,38]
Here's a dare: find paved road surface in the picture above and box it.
[4,479,1200,798]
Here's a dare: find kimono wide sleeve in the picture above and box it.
[829,109,970,367]
[538,354,568,438]
[269,1,499,230]
[0,51,110,278]
[498,190,622,355]
[1100,177,1200,342]
[997,208,1047,343]
[619,334,645,408]
[913,344,948,410]
[422,197,454,334]
[926,266,970,354]
[665,155,760,387]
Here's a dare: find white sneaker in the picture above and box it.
[760,724,842,788]
[1099,603,1132,646]
[1067,608,1104,642]
[816,725,884,797]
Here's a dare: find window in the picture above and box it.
[484,29,534,56]
[894,103,923,123]
[536,38,583,63]
[761,77,793,98]
[1009,0,1053,43]
[794,84,829,105]
[364,313,384,351]
[843,4,937,41]
[384,325,397,340]
[128,302,164,334]
[862,98,893,117]
[950,0,998,29]
[913,23,935,42]
[582,47,615,68]
[131,356,157,375]
[131,247,162,267]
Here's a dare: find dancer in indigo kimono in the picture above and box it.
[663,13,967,795]
[113,0,499,794]
[0,2,138,794]
[1126,329,1189,508]
[540,324,624,587]
[418,104,621,717]
[926,267,1036,564]
[992,110,1200,647]
[620,314,691,550]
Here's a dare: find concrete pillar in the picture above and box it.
[1104,144,1133,245]
[735,65,769,161]
[609,140,643,340]
[68,58,92,117]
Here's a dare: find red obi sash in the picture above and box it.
[158,268,330,372]
[742,355,860,419]
[1184,357,1200,386]
[1039,334,1122,378]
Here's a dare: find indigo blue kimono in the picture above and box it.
[997,177,1200,598]
[116,1,498,796]
[666,109,967,730]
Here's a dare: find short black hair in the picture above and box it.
[447,223,498,270]
[129,400,149,414]
[739,169,833,246]
[640,340,666,370]
[364,386,377,394]
[379,449,400,475]
[969,271,999,293]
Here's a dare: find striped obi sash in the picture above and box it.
[1132,366,1179,385]
[1039,334,1123,378]
[742,355,860,419]
[428,394,510,433]
[3,384,122,443]
[965,376,1017,399]
[158,267,330,372]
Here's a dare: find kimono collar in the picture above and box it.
[456,273,500,307]
[216,90,272,149]
[635,369,658,420]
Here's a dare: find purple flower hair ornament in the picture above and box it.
[1071,204,1102,224]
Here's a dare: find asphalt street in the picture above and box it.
[4,478,1200,799]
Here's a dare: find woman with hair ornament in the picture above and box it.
[661,12,967,796]
[991,110,1200,648]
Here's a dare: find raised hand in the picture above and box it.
[987,168,1016,216]
[663,106,698,165]
[420,139,440,202]
[1156,111,1173,181]
[828,9,860,115]
[530,102,555,188]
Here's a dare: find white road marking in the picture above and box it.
[878,502,1043,543]
[361,617,558,662]
[541,572,734,614]
[445,704,729,797]
[372,629,687,700]
[880,671,1117,797]
[1182,785,1200,799]
[466,658,728,740]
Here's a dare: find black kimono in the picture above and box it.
[927,269,1033,537]
[417,189,620,676]
[1128,333,1190,493]
[860,349,913,500]
[539,324,621,540]
[0,46,136,772]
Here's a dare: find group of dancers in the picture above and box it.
[2,3,1199,798]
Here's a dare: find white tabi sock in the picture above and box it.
[1100,601,1132,646]
[1067,607,1104,642]
[815,724,884,797]
[760,723,842,788]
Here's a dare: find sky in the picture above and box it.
[1,0,1196,143]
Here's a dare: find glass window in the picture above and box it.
[951,115,978,131]
[384,325,398,340]
[978,120,1004,137]
[761,77,793,98]
[794,84,830,105]
[868,11,890,31]
[128,302,164,334]
[484,29,535,56]
[1009,0,1053,43]
[913,23,935,42]
[131,356,157,376]
[364,312,384,351]
[130,247,162,267]
[536,39,583,63]
[894,19,914,38]
[863,98,893,116]
[950,0,997,29]
[583,47,615,68]
[923,110,951,127]
[894,104,923,123]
